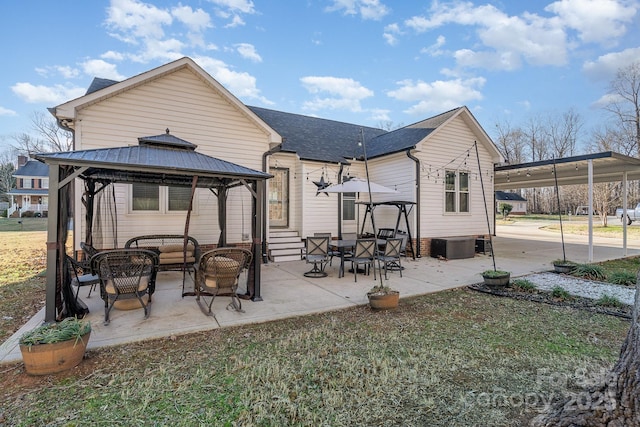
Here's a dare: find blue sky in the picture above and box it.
[1,0,639,149]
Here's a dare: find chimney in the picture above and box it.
[18,155,28,167]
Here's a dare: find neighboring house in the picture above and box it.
[50,57,503,259]
[495,191,527,215]
[7,155,49,217]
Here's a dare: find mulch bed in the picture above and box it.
[469,282,633,320]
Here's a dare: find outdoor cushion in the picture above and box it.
[158,243,195,253]
[105,276,149,294]
[203,256,240,289]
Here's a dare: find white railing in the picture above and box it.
[7,203,48,217]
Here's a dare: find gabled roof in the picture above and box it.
[495,191,527,202]
[14,160,49,177]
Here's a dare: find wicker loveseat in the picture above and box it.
[124,234,201,273]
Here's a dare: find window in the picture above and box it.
[342,192,356,221]
[132,183,159,211]
[168,186,192,211]
[22,178,32,189]
[445,170,470,213]
[131,184,193,212]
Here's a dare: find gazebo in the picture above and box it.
[35,131,271,322]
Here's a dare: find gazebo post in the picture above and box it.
[45,165,61,322]
[252,180,264,301]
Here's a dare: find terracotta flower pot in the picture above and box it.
[20,332,90,375]
[367,291,400,310]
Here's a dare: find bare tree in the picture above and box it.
[545,108,582,158]
[11,111,72,155]
[603,61,640,157]
[0,149,16,203]
[494,119,528,164]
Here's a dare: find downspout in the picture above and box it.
[261,143,283,263]
[406,149,421,258]
[337,163,344,238]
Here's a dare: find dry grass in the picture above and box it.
[0,227,632,426]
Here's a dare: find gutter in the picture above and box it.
[406,149,421,257]
[261,143,283,263]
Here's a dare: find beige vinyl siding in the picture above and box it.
[417,115,495,238]
[268,154,300,232]
[300,162,340,238]
[367,153,416,234]
[73,67,271,249]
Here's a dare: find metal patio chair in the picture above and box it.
[304,236,330,278]
[376,237,403,279]
[66,255,100,302]
[351,239,376,282]
[91,249,159,325]
[195,247,252,316]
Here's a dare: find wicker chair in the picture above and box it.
[91,249,159,325]
[195,248,253,316]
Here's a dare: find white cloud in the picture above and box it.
[387,77,486,115]
[193,56,272,105]
[326,0,390,20]
[583,47,640,81]
[106,0,173,43]
[300,76,374,113]
[383,23,401,46]
[11,83,86,104]
[101,50,125,61]
[35,65,81,79]
[235,43,262,62]
[421,35,446,56]
[0,106,17,116]
[80,59,126,80]
[208,0,256,14]
[545,0,638,44]
[172,5,211,32]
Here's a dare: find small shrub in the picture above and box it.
[608,271,636,286]
[550,286,570,300]
[21,210,35,218]
[511,279,537,293]
[596,294,625,308]
[571,263,606,281]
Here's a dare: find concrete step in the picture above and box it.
[272,254,304,262]
[269,241,304,250]
[269,231,300,238]
[270,236,303,244]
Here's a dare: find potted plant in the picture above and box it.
[552,259,577,274]
[481,269,510,287]
[19,317,91,375]
[367,284,400,310]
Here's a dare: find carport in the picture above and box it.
[35,131,271,323]
[494,151,640,261]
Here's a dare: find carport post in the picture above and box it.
[623,171,628,256]
[588,159,593,262]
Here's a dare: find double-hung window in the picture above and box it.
[131,184,192,213]
[445,170,469,213]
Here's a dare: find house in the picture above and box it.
[49,57,503,260]
[7,155,49,217]
[495,191,527,215]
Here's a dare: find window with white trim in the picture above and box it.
[131,184,192,212]
[445,170,470,213]
[342,191,356,221]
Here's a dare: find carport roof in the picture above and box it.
[494,151,640,190]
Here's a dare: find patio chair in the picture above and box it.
[351,239,376,282]
[304,236,330,278]
[314,233,339,266]
[376,238,403,279]
[66,255,100,301]
[91,249,159,325]
[195,247,253,316]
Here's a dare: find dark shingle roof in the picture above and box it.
[86,77,119,95]
[14,160,49,177]
[495,191,527,201]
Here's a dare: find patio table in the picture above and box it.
[334,239,386,278]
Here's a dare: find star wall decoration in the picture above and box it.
[313,176,332,196]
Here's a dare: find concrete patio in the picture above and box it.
[2,221,639,365]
